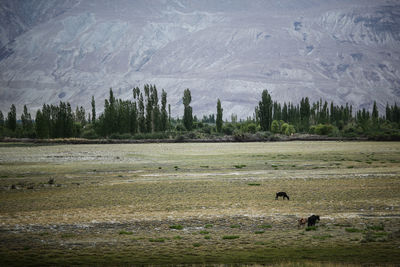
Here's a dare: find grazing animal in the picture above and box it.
[307,215,320,227]
[298,218,307,228]
[275,192,290,200]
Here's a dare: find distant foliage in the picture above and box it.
[0,83,399,140]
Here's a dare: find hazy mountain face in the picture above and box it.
[0,0,399,118]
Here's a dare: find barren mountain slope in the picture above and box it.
[0,0,399,118]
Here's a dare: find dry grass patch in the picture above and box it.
[0,141,400,265]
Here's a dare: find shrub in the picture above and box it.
[200,124,212,134]
[367,225,384,231]
[61,233,75,238]
[314,124,335,135]
[285,125,296,136]
[345,228,363,233]
[271,120,280,134]
[119,230,133,235]
[234,164,246,169]
[222,235,240,240]
[175,124,186,132]
[247,123,257,134]
[222,123,235,135]
[169,225,183,230]
[281,123,289,134]
[149,238,165,242]
[81,128,98,139]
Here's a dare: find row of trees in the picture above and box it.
[0,86,399,140]
[256,90,354,133]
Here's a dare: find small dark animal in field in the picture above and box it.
[298,218,307,228]
[307,215,320,227]
[275,192,290,200]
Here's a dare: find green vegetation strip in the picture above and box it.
[1,245,399,266]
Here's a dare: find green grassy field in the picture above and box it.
[0,141,400,266]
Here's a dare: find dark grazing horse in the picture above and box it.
[275,192,290,200]
[307,215,320,227]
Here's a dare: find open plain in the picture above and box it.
[0,141,400,265]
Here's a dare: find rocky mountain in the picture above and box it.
[0,0,399,118]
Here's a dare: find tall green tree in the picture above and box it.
[21,105,33,135]
[102,88,117,136]
[372,101,379,125]
[161,89,168,131]
[75,106,86,126]
[6,104,17,132]
[151,85,160,132]
[182,88,193,131]
[168,104,171,130]
[258,90,272,131]
[91,96,96,123]
[300,97,311,132]
[130,101,138,135]
[216,99,223,133]
[144,84,153,133]
[0,110,4,135]
[138,92,145,133]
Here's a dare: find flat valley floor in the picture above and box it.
[0,141,399,266]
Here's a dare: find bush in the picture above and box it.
[222,235,240,240]
[342,125,358,138]
[175,124,186,132]
[271,120,280,134]
[119,230,133,235]
[169,225,183,230]
[200,124,212,134]
[345,228,363,233]
[314,124,335,135]
[285,125,295,136]
[222,123,235,135]
[247,123,257,134]
[149,238,165,242]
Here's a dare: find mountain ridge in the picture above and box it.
[0,0,399,118]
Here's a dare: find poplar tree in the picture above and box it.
[372,101,379,124]
[161,89,168,131]
[21,105,33,135]
[91,96,96,123]
[216,99,223,133]
[182,88,193,131]
[138,92,145,133]
[0,110,4,135]
[258,90,272,131]
[6,104,17,132]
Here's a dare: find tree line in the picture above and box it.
[0,86,399,140]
